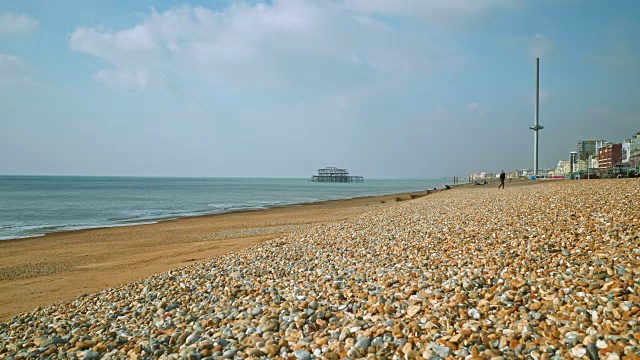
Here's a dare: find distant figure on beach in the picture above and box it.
[498,170,506,189]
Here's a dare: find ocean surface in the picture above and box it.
[0,176,448,240]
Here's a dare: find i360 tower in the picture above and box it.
[529,58,544,176]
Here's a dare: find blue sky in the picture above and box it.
[1,0,638,178]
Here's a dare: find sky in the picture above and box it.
[0,0,638,178]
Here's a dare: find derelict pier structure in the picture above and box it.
[310,167,364,183]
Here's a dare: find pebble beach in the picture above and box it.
[1,179,639,360]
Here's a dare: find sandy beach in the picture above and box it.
[0,190,429,322]
[1,179,639,360]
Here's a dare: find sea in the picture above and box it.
[0,176,448,240]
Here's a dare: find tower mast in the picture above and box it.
[529,58,544,176]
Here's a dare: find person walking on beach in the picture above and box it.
[498,170,506,189]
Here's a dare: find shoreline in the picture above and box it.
[0,188,435,321]
[0,188,439,243]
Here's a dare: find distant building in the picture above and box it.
[598,143,622,169]
[470,172,495,181]
[621,140,631,163]
[518,169,533,177]
[570,152,578,174]
[575,159,588,172]
[576,139,606,161]
[550,133,639,177]
[626,132,639,166]
[555,160,570,175]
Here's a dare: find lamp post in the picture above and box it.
[588,155,591,179]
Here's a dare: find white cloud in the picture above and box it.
[93,68,165,90]
[342,0,518,21]
[467,102,481,112]
[0,12,38,34]
[68,1,510,90]
[529,33,553,59]
[0,53,31,84]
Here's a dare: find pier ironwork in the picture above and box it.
[310,167,364,183]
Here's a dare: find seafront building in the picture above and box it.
[598,143,622,169]
[576,139,605,161]
[554,160,570,176]
[518,169,532,177]
[569,152,578,174]
[470,172,496,181]
[631,132,640,166]
[621,140,631,164]
[469,131,639,180]
[553,131,639,178]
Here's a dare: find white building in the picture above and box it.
[555,160,570,175]
[519,169,533,177]
[632,132,640,167]
[470,172,496,181]
[575,159,588,172]
[621,140,631,163]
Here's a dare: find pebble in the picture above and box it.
[1,179,639,359]
[294,349,311,360]
[433,344,453,358]
[571,346,587,358]
[587,342,599,359]
[354,337,370,350]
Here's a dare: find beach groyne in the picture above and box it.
[1,179,639,359]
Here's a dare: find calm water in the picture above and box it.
[0,176,448,240]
